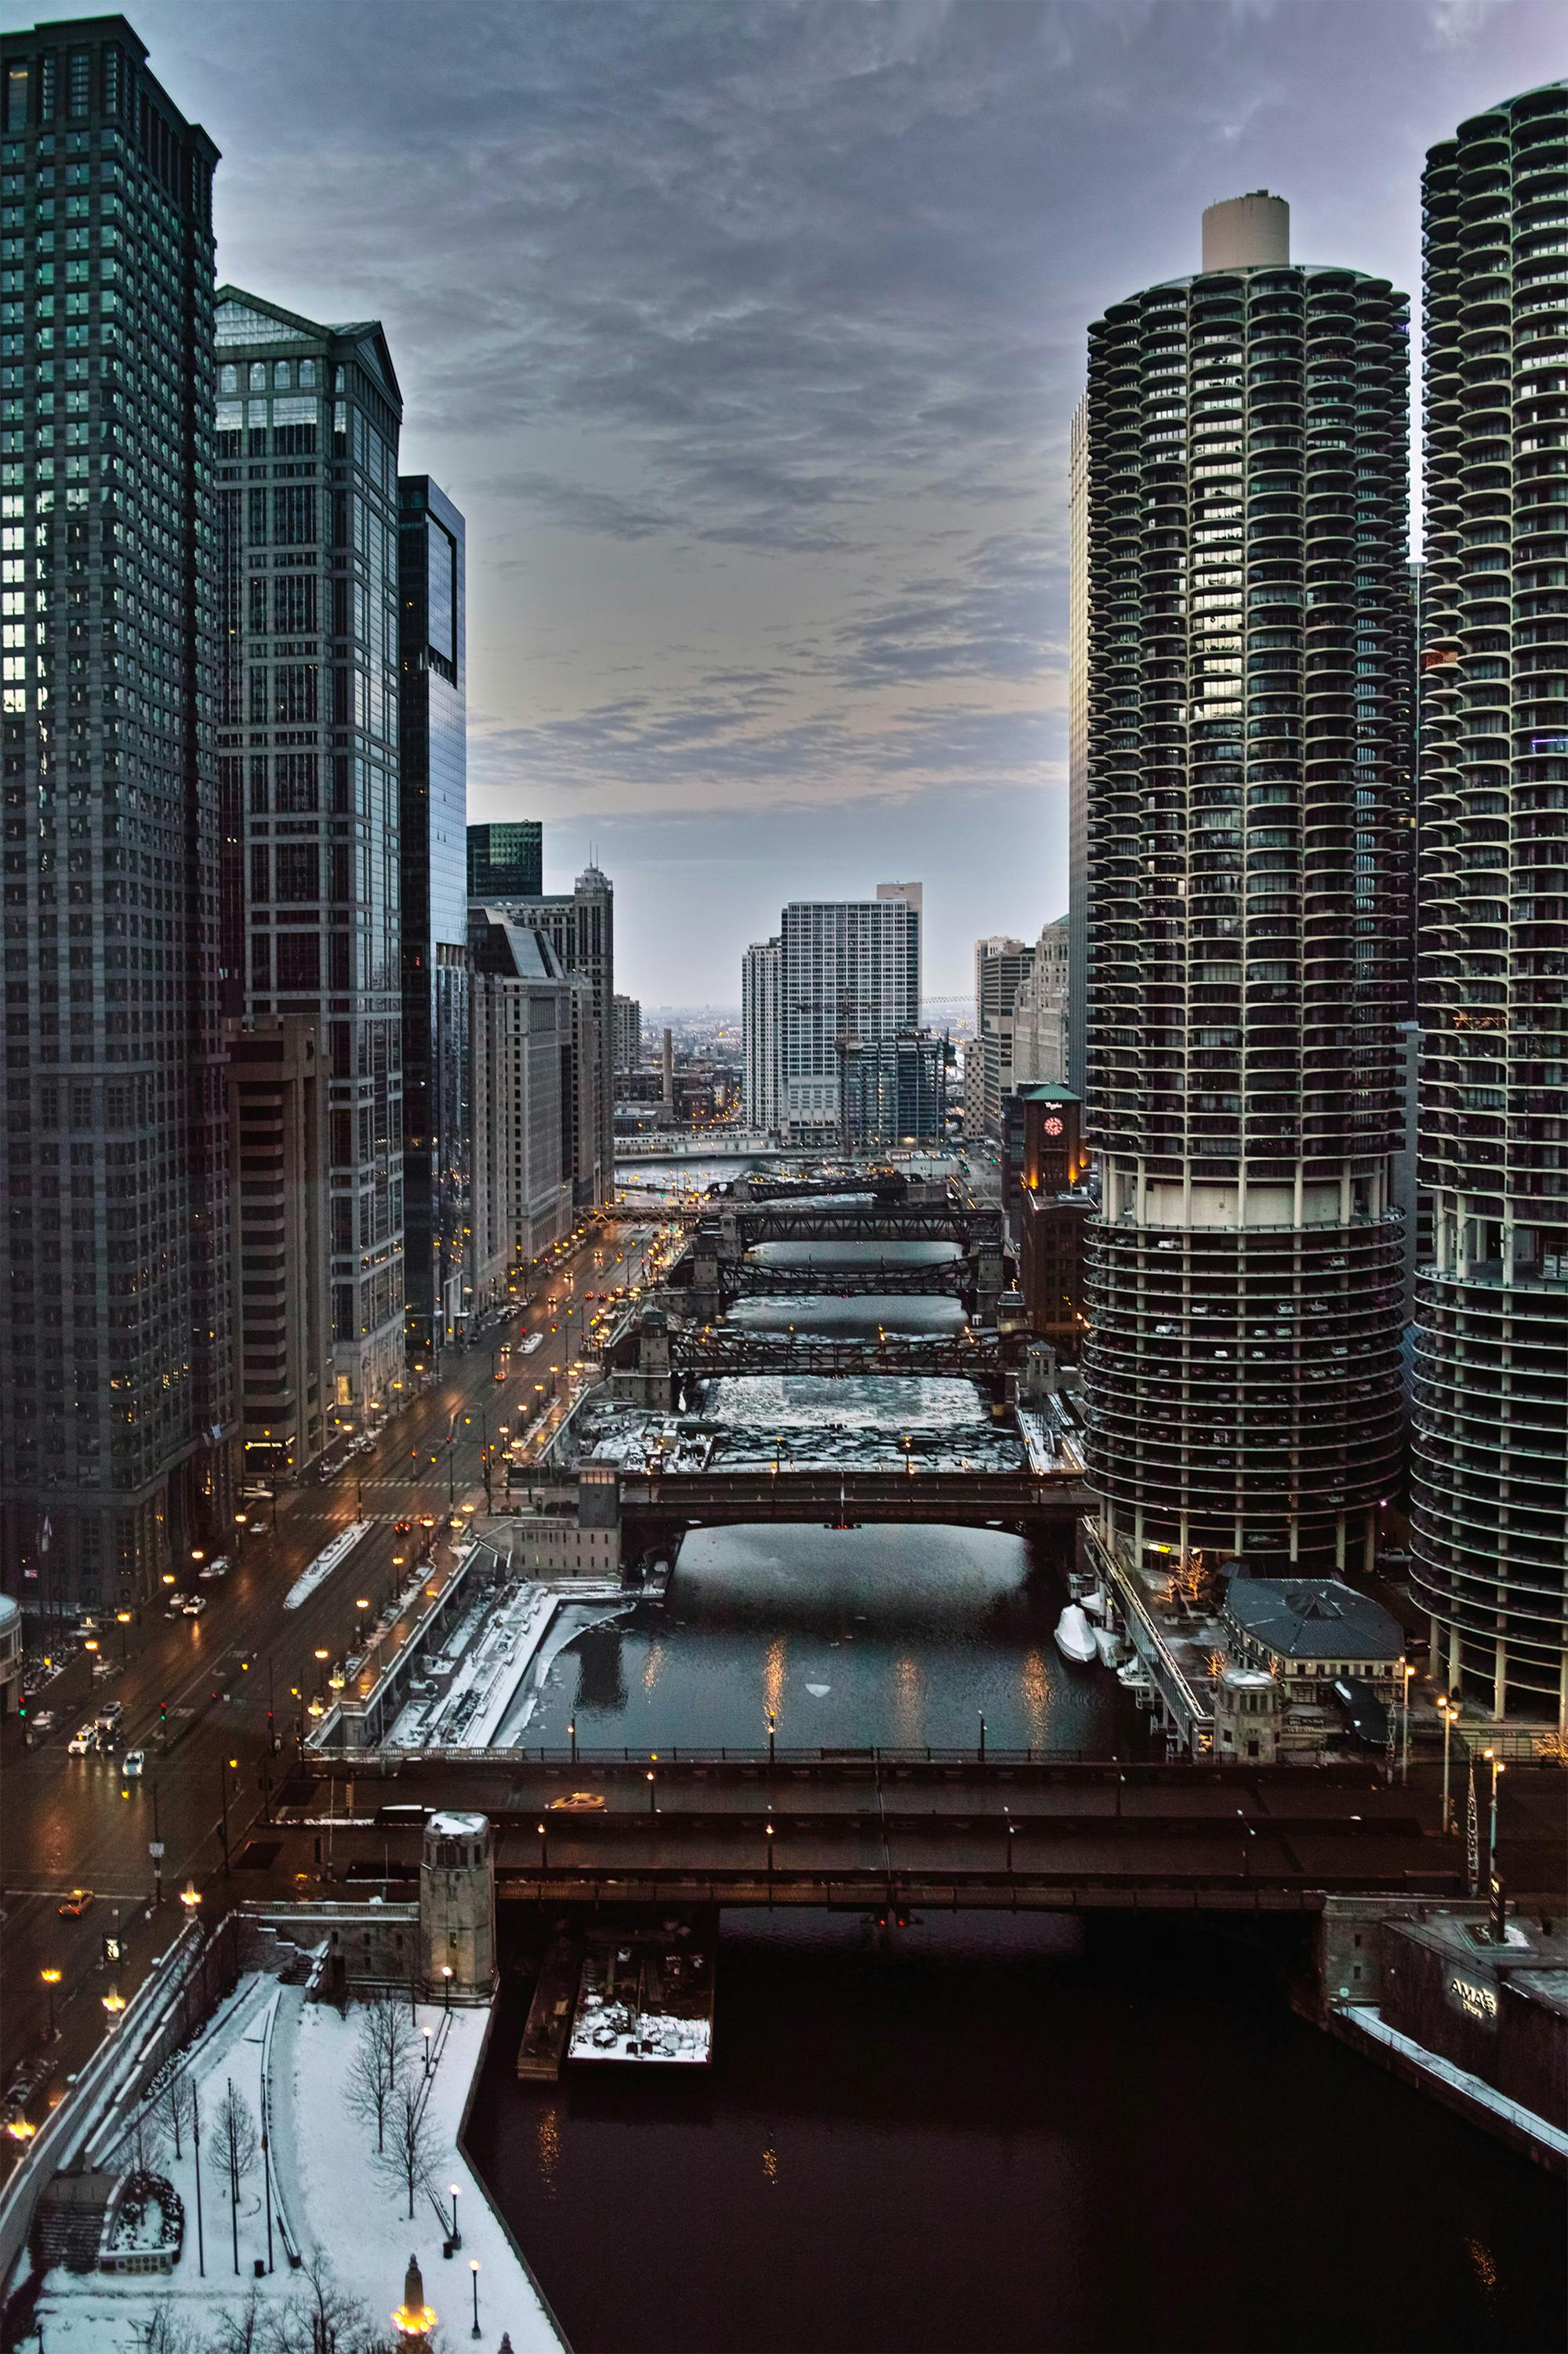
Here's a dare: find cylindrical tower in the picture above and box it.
[1081,198,1412,1576]
[1412,82,1568,1729]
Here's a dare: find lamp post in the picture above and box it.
[422,2025,433,2080]
[764,1820,775,1888]
[767,1709,776,1768]
[1439,1696,1457,1835]
[180,1878,202,1924]
[1400,1662,1414,1785]
[568,1718,577,1767]
[977,1711,986,1766]
[40,1967,60,2041]
[1484,1749,1504,1884]
[646,1768,656,1817]
[537,1821,548,1875]
[441,1964,453,2017]
[470,2258,481,2340]
[448,2183,461,2250]
[220,1757,236,1876]
[1004,1808,1014,1881]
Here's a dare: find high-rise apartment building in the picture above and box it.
[778,888,920,1140]
[214,287,405,1424]
[398,474,467,1358]
[474,858,613,1205]
[840,1028,949,1147]
[612,992,641,1076]
[467,819,539,900]
[1011,914,1070,1087]
[968,935,1034,1137]
[467,910,573,1310]
[742,936,781,1131]
[1081,193,1410,1576]
[1067,397,1090,1097]
[1413,82,1568,1727]
[0,19,233,1614]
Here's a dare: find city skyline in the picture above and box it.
[20,0,1566,997]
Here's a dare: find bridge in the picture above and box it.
[617,1466,1087,1525]
[285,1753,1488,1912]
[615,1132,813,1163]
[729,1257,967,1295]
[670,1330,1003,1382]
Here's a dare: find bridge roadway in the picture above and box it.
[670,1331,1001,1380]
[728,1206,995,1244]
[291,1755,1483,1910]
[614,1466,1087,1524]
[730,1260,967,1295]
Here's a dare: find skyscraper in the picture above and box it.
[779,888,920,1141]
[214,287,405,1425]
[1413,82,1568,1727]
[0,18,232,1615]
[474,857,613,1204]
[969,935,1033,1137]
[467,819,540,900]
[398,474,467,1358]
[1081,194,1410,1576]
[612,993,641,1075]
[741,936,780,1131]
[467,910,573,1310]
[1011,915,1070,1087]
[1067,396,1090,1097]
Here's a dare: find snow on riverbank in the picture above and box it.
[33,1982,563,2352]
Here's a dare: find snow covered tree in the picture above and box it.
[376,2074,437,2221]
[345,1993,418,2156]
[209,2078,260,2276]
[153,2062,196,2160]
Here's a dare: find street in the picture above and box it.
[0,1215,667,2102]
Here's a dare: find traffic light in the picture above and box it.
[158,1700,168,1727]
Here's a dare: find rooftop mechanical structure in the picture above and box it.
[1080,194,1412,1576]
[1412,81,1568,1729]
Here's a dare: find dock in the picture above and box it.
[567,1920,715,2065]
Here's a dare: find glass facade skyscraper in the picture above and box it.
[467,819,540,899]
[398,474,467,1356]
[214,287,405,1422]
[1080,195,1412,1576]
[0,17,232,1617]
[1412,80,1568,1727]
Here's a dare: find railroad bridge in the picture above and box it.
[670,1329,1004,1384]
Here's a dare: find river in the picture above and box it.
[466,1226,1564,2352]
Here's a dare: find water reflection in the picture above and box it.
[530,1523,1129,1755]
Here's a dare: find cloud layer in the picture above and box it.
[53,0,1568,992]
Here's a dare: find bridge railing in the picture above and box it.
[298,1742,1343,1774]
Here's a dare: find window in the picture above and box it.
[275,750,318,812]
[272,485,315,547]
[274,933,319,992]
[299,359,317,391]
[275,361,292,391]
[275,843,317,903]
[220,363,238,396]
[249,363,267,393]
[274,575,316,634]
[273,664,318,724]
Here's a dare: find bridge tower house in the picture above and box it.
[419,1811,498,2001]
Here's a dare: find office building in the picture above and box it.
[467,910,574,1310]
[839,1028,950,1148]
[969,935,1034,1138]
[778,888,920,1140]
[466,819,539,900]
[1080,193,1410,1576]
[1413,82,1568,1727]
[1067,397,1090,1096]
[214,286,405,1425]
[742,936,781,1131]
[1011,914,1070,1088]
[224,1015,331,1477]
[398,473,467,1359]
[612,993,641,1076]
[0,18,233,1612]
[1000,1084,1092,1359]
[474,860,614,1205]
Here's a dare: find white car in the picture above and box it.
[198,1555,230,1580]
[122,1749,146,1779]
[181,1594,208,1617]
[67,1724,98,1755]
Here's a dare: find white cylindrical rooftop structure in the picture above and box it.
[1201,191,1290,271]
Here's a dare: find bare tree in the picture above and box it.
[345,1993,418,2156]
[124,2098,170,2181]
[140,2298,202,2354]
[376,2074,437,2221]
[209,2284,266,2354]
[258,2249,380,2354]
[153,2062,196,2160]
[210,2077,260,2276]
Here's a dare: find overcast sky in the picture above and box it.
[47,0,1566,999]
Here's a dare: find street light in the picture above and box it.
[646,1769,656,1816]
[180,1880,202,1918]
[1484,1749,1505,1883]
[40,1967,61,2040]
[421,2025,433,2078]
[1438,1696,1457,1834]
[1399,1662,1414,1785]
[441,1964,453,2015]
[448,2181,462,2250]
[101,1987,125,2025]
[470,2258,481,2341]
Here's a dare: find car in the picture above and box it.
[56,1888,94,1916]
[67,1724,98,1754]
[549,1790,606,1811]
[122,1749,146,1779]
[28,1709,55,1733]
[182,1594,208,1616]
[198,1555,230,1580]
[96,1701,124,1731]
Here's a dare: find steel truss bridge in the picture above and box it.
[730,1259,967,1295]
[618,1466,1086,1526]
[671,1331,1002,1381]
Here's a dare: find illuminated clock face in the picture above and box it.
[1044,1117,1064,1137]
